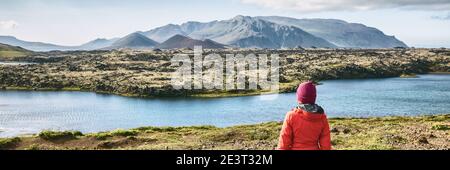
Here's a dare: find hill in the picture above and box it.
[0,43,34,57]
[107,33,159,49]
[0,36,73,51]
[156,34,225,49]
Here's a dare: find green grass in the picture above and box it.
[432,124,450,130]
[134,126,177,132]
[110,129,139,137]
[0,51,29,57]
[0,43,33,58]
[89,132,113,140]
[249,128,275,140]
[89,129,140,140]
[24,144,41,150]
[0,137,21,149]
[133,125,216,133]
[38,130,83,141]
[0,114,448,150]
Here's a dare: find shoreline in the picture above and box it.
[1,114,448,150]
[1,48,449,98]
[429,71,450,74]
[0,73,444,99]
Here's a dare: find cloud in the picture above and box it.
[240,0,450,13]
[0,20,19,30]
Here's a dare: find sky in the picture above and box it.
[0,0,450,47]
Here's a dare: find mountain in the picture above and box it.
[156,34,225,49]
[144,24,187,42]
[143,15,407,49]
[107,33,159,49]
[0,43,34,57]
[144,15,336,48]
[256,16,408,48]
[0,15,408,50]
[0,36,74,51]
[78,38,118,50]
[0,36,118,51]
[190,15,336,48]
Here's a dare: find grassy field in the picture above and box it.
[0,114,448,150]
[0,43,33,58]
[0,51,29,57]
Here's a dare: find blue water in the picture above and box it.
[0,74,449,137]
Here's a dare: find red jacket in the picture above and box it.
[277,108,332,150]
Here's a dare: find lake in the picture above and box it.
[1,74,449,137]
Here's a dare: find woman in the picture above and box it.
[277,81,332,150]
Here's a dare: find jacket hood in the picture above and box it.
[297,104,324,114]
[294,104,325,121]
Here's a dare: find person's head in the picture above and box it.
[296,81,317,104]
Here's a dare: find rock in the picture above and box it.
[343,128,351,134]
[418,137,429,144]
[126,136,137,140]
[97,141,113,148]
[384,134,405,145]
[331,127,339,133]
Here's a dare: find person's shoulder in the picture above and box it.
[286,110,294,117]
[287,108,303,117]
[289,107,303,113]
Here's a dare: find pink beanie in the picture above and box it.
[296,81,317,104]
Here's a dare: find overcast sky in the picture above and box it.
[0,0,449,47]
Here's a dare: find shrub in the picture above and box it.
[202,130,239,142]
[25,144,41,150]
[110,129,138,137]
[184,126,216,131]
[432,125,450,131]
[134,126,179,132]
[38,130,83,141]
[91,133,113,140]
[249,128,274,140]
[0,137,21,149]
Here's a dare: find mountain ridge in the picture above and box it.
[0,35,75,51]
[256,16,407,48]
[144,15,337,48]
[0,15,408,51]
